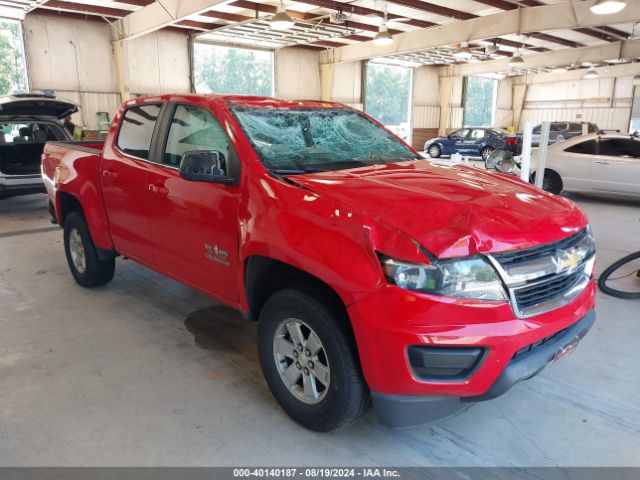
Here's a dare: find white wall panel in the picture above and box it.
[55,91,122,130]
[413,66,439,106]
[125,29,190,95]
[412,106,440,128]
[24,14,116,92]
[520,107,630,131]
[276,47,321,100]
[331,61,362,104]
[450,107,464,129]
[495,109,514,128]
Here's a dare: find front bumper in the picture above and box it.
[370,309,595,427]
[346,280,595,426]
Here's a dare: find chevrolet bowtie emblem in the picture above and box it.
[554,249,581,273]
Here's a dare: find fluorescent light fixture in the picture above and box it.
[373,25,394,46]
[270,2,294,29]
[453,42,473,60]
[590,0,626,14]
[552,66,568,73]
[584,66,599,79]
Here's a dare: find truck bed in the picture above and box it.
[45,140,104,155]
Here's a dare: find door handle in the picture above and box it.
[148,183,169,197]
[594,161,611,165]
[100,169,118,179]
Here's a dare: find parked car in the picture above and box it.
[425,127,521,161]
[0,93,76,199]
[531,132,640,199]
[528,121,598,147]
[42,94,595,431]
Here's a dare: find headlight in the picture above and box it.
[381,255,508,301]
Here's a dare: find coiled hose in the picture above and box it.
[597,251,640,299]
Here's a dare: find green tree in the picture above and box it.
[0,21,27,95]
[364,63,411,126]
[463,76,496,127]
[194,44,272,96]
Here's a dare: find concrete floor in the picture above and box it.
[1,193,639,467]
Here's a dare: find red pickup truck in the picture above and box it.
[42,94,596,431]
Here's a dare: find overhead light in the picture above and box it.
[270,1,294,29]
[509,54,524,66]
[453,42,473,60]
[584,66,599,79]
[590,0,626,14]
[373,25,394,46]
[552,66,568,73]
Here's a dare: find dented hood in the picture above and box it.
[288,161,588,258]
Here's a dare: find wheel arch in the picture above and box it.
[244,255,349,324]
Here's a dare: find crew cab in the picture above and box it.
[0,93,76,199]
[42,94,596,431]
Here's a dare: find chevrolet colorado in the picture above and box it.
[42,94,596,431]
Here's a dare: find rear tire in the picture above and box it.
[63,212,115,287]
[480,146,494,161]
[257,288,370,432]
[427,145,441,158]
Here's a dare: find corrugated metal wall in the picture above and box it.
[412,105,440,128]
[520,107,631,130]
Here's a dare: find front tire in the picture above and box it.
[540,170,563,195]
[427,144,441,158]
[63,212,115,287]
[258,288,369,431]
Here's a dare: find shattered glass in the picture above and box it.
[231,107,418,173]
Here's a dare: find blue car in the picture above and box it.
[424,127,521,162]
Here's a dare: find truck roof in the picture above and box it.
[123,93,349,110]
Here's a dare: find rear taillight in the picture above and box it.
[504,137,517,144]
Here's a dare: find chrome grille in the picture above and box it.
[490,228,595,318]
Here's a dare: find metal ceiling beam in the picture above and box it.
[39,0,132,17]
[290,0,436,29]
[386,0,582,48]
[226,1,393,35]
[320,1,640,64]
[116,0,231,40]
[473,0,629,43]
[438,39,640,76]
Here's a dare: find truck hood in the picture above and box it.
[287,161,587,258]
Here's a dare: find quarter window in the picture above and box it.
[163,104,231,168]
[116,104,161,159]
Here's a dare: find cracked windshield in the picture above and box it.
[230,107,418,174]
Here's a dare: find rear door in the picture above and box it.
[591,138,640,195]
[145,102,242,302]
[100,102,163,263]
[467,128,487,155]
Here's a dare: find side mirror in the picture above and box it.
[179,150,234,184]
[486,149,516,174]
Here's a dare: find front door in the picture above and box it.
[145,103,241,302]
[100,103,162,263]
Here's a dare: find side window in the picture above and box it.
[598,138,640,158]
[117,104,161,159]
[565,140,596,155]
[451,129,469,139]
[470,129,486,139]
[163,104,231,168]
